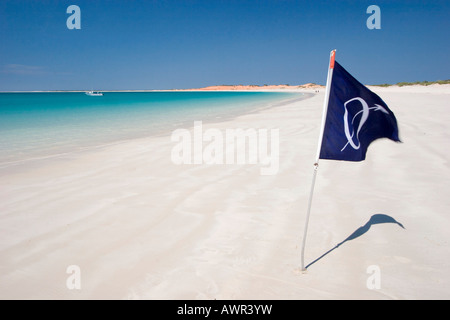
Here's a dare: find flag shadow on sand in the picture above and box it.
[305,214,405,269]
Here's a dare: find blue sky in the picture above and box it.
[0,0,449,90]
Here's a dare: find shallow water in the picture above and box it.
[0,91,304,164]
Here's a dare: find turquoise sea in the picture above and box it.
[0,91,303,165]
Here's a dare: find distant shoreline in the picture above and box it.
[1,80,449,93]
[0,84,322,93]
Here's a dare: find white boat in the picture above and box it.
[85,91,103,96]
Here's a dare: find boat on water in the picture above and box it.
[85,91,103,96]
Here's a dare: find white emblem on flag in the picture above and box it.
[341,97,389,152]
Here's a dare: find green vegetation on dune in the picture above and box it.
[373,80,450,87]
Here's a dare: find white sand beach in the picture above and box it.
[1,85,449,299]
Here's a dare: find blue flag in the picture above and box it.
[319,61,400,161]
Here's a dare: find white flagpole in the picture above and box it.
[300,49,336,271]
